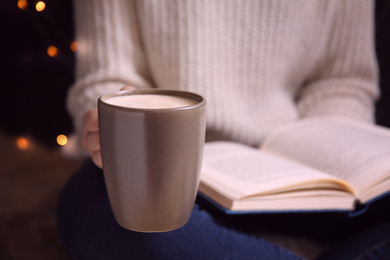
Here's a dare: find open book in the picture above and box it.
[199,117,390,215]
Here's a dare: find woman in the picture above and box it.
[59,1,386,259]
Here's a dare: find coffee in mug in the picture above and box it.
[104,94,199,109]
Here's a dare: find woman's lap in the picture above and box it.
[58,160,390,260]
[57,160,302,260]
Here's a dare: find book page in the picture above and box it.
[228,189,355,212]
[200,142,355,200]
[261,116,390,201]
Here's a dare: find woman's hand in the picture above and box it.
[81,108,102,167]
[81,86,135,168]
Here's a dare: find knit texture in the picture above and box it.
[67,0,378,147]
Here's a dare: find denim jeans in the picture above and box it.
[57,160,390,260]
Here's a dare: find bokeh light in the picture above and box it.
[16,137,30,150]
[56,134,68,146]
[17,0,28,10]
[35,1,46,12]
[70,41,79,52]
[47,45,58,57]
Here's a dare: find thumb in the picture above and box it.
[120,86,136,91]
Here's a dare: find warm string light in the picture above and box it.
[16,135,69,150]
[56,134,68,146]
[17,0,28,10]
[17,1,78,58]
[47,45,58,57]
[70,41,79,52]
[47,41,78,58]
[16,137,30,150]
[35,1,46,12]
[16,1,74,148]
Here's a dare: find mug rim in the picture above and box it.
[98,89,206,112]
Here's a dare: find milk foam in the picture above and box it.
[105,94,198,109]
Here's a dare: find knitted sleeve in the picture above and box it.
[66,0,153,137]
[297,0,379,123]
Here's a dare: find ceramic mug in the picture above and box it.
[98,89,206,232]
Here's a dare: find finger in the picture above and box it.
[83,109,99,132]
[82,132,101,152]
[91,150,103,169]
[120,86,136,91]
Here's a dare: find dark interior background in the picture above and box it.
[1,0,74,147]
[375,0,390,127]
[0,0,389,146]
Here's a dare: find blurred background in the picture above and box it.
[1,0,78,259]
[0,0,389,259]
[1,0,74,146]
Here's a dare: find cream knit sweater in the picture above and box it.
[67,0,379,147]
